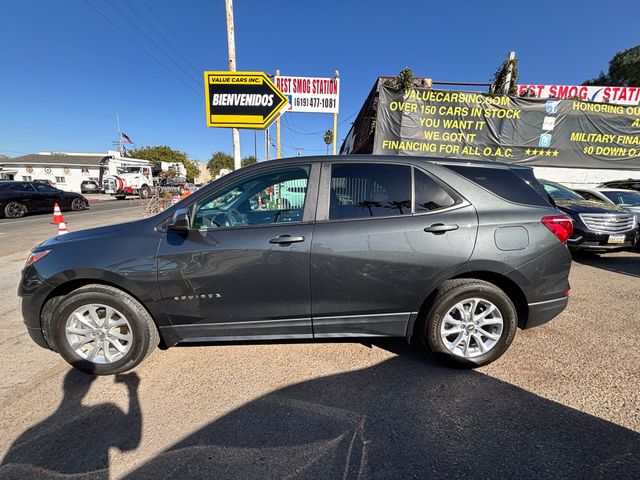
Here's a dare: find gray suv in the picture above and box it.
[19,156,573,375]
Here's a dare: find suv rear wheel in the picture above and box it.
[422,279,517,367]
[48,284,159,375]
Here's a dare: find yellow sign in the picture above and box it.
[203,71,288,129]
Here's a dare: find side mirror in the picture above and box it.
[168,208,190,231]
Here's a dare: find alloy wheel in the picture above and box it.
[440,298,504,358]
[65,304,133,364]
[5,202,26,218]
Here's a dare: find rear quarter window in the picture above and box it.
[443,165,551,207]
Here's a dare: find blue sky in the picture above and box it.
[0,0,637,163]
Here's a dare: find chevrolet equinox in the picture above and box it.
[19,156,573,374]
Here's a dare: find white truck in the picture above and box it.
[101,156,187,200]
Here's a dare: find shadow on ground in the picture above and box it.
[0,370,141,480]
[126,340,639,479]
[2,340,639,479]
[573,251,640,278]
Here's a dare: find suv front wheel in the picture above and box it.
[48,284,159,375]
[422,279,517,368]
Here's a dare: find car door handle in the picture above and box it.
[424,223,459,234]
[269,235,305,244]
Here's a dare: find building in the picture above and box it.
[194,161,212,184]
[0,152,112,192]
[0,151,159,192]
[340,77,640,188]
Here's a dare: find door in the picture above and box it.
[31,183,63,211]
[157,163,319,342]
[6,182,39,212]
[310,162,478,337]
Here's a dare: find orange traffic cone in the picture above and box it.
[57,221,68,235]
[51,203,63,224]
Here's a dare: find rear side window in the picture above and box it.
[444,165,551,207]
[330,164,411,219]
[414,169,456,212]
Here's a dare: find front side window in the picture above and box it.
[329,164,411,219]
[191,165,309,229]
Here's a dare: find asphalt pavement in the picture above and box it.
[0,205,638,479]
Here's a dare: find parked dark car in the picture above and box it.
[541,180,638,252]
[20,156,573,375]
[597,178,640,192]
[574,188,640,222]
[0,181,89,218]
[80,180,102,194]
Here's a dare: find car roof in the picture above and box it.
[579,187,639,193]
[260,154,532,170]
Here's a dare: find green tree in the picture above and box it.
[323,129,334,155]
[489,53,519,95]
[127,145,198,182]
[207,151,234,177]
[242,155,257,167]
[583,45,640,86]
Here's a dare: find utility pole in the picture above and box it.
[264,127,270,161]
[275,69,282,159]
[503,51,516,95]
[333,70,340,155]
[224,0,241,170]
[115,111,123,156]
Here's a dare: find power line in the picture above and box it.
[140,0,204,69]
[102,0,201,86]
[123,0,201,73]
[82,0,200,97]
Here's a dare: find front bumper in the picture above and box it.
[19,264,56,350]
[568,228,638,251]
[524,296,569,329]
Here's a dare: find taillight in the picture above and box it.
[26,249,51,266]
[541,215,573,243]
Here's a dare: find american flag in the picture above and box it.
[120,132,133,144]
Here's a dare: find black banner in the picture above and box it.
[374,85,640,169]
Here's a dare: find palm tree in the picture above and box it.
[323,129,334,155]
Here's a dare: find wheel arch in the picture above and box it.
[410,270,529,339]
[40,275,171,349]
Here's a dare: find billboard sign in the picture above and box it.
[204,71,288,129]
[372,86,640,170]
[274,75,340,113]
[517,84,640,105]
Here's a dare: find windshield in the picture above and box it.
[117,166,143,174]
[602,190,640,206]
[542,183,584,201]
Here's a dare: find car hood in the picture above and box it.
[37,221,134,248]
[554,199,631,214]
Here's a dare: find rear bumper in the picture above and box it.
[524,296,568,329]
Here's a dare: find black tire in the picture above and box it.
[4,201,27,218]
[115,195,127,200]
[71,197,86,211]
[139,186,151,199]
[421,279,517,368]
[48,284,159,375]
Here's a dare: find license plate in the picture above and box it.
[608,234,625,244]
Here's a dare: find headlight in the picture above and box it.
[26,249,51,266]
